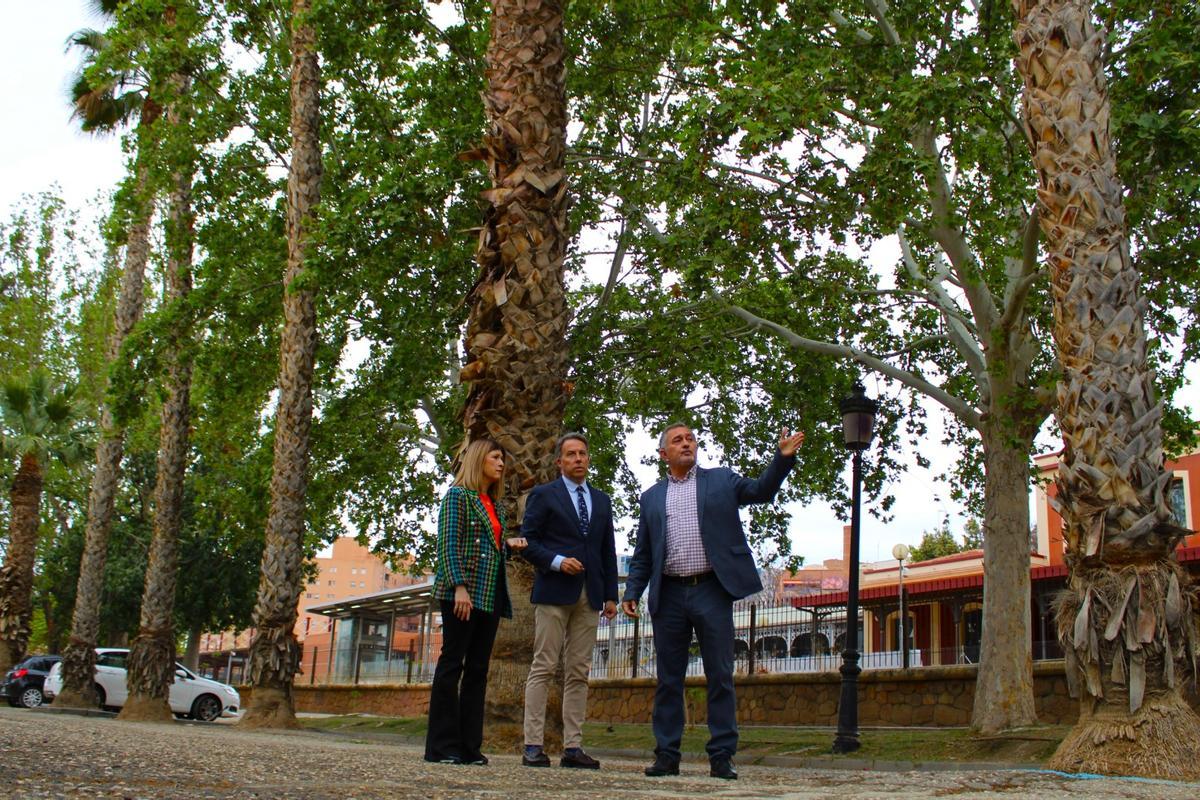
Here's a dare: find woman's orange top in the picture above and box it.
[478,493,502,549]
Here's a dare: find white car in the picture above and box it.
[43,648,240,721]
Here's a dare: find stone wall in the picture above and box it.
[588,662,1078,726]
[256,660,1198,726]
[243,683,431,718]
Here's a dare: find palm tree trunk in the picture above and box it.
[0,453,46,672]
[239,0,321,730]
[57,116,156,710]
[1012,0,1200,778]
[461,0,572,748]
[122,119,194,722]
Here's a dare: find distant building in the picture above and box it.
[794,445,1200,666]
[197,537,428,682]
[777,526,852,601]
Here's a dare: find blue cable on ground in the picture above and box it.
[1021,768,1200,787]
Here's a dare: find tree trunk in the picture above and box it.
[1012,0,1200,778]
[57,134,155,710]
[239,0,321,731]
[182,623,202,671]
[461,0,572,749]
[122,103,194,722]
[971,420,1038,733]
[0,453,45,672]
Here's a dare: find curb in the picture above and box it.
[585,747,1022,773]
[296,729,1034,774]
[30,705,117,719]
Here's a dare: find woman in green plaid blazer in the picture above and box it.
[425,438,526,766]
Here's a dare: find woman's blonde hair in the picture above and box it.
[454,438,506,498]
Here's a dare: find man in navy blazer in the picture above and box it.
[622,422,804,780]
[520,433,618,769]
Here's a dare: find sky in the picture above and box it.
[3,1,1197,568]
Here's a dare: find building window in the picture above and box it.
[329,566,337,573]
[328,580,335,586]
[1169,477,1188,527]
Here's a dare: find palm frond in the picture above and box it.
[65,27,108,56]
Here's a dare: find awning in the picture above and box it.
[304,578,437,620]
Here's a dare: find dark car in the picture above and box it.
[3,654,61,708]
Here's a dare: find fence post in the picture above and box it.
[310,646,318,685]
[748,603,757,675]
[631,615,640,679]
[406,641,415,683]
[326,618,337,684]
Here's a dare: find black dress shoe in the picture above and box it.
[644,754,680,776]
[522,749,551,767]
[464,754,488,766]
[423,755,462,765]
[709,757,738,780]
[560,749,600,769]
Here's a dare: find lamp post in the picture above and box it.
[892,543,910,670]
[226,651,237,685]
[832,382,878,755]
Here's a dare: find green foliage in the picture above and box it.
[907,518,982,563]
[7,1,1197,646]
[0,371,92,473]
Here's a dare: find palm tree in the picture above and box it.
[1012,0,1200,778]
[0,372,90,671]
[238,0,322,730]
[459,0,571,745]
[56,2,161,709]
[122,43,197,719]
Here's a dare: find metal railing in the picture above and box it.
[588,602,1066,680]
[227,609,1066,687]
[291,642,439,686]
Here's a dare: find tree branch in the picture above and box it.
[725,304,982,430]
[828,10,874,43]
[897,227,987,385]
[418,396,445,447]
[910,126,1000,335]
[862,0,901,45]
[997,207,1042,335]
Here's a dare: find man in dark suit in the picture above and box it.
[622,422,804,780]
[520,433,618,769]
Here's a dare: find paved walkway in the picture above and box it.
[1,707,1196,799]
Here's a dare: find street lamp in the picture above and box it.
[832,382,878,755]
[892,543,910,670]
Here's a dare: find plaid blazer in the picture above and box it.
[432,486,513,618]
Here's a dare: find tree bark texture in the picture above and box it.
[1012,0,1200,778]
[0,454,45,672]
[460,0,572,748]
[58,147,155,709]
[240,0,321,731]
[122,121,195,722]
[970,421,1038,733]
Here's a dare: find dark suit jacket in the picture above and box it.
[521,478,618,610]
[623,450,796,615]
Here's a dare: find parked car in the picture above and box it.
[43,648,240,721]
[2,654,62,708]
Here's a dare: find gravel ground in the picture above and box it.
[1,707,1197,799]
